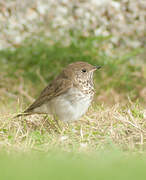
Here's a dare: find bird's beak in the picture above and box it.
[92,65,101,71]
[95,65,101,70]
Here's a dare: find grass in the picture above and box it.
[0,102,145,153]
[0,35,146,179]
[0,151,146,180]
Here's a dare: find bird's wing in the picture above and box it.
[24,78,73,113]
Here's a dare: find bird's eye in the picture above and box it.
[82,69,86,73]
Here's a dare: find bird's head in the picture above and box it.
[63,61,101,86]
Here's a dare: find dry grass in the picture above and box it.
[0,99,146,153]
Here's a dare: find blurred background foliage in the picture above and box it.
[0,35,145,105]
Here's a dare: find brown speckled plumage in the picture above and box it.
[17,61,101,122]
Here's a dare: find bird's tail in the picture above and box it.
[14,112,31,118]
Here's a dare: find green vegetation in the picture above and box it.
[0,36,146,179]
[0,36,145,104]
[0,151,146,180]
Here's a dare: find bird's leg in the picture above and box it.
[42,115,58,132]
[42,115,53,131]
[61,121,72,134]
[54,118,60,128]
[53,115,62,133]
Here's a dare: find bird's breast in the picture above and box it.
[49,87,93,122]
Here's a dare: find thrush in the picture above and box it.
[17,61,101,122]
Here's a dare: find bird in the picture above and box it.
[16,61,101,123]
